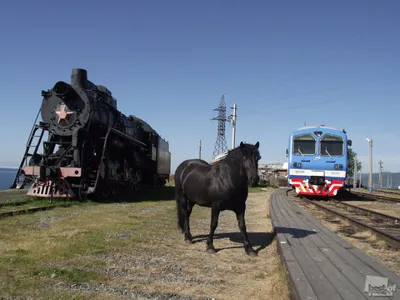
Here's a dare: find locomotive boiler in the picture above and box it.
[10,68,171,200]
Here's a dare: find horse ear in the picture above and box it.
[240,142,244,149]
[255,141,259,149]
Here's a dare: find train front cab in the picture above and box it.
[287,127,351,197]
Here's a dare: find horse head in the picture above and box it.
[239,141,261,185]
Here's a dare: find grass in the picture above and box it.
[0,196,173,298]
[0,185,287,299]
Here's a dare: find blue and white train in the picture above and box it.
[287,125,352,196]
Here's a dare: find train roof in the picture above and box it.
[295,125,341,131]
[289,125,348,140]
[291,125,347,135]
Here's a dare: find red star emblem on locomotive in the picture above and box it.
[55,104,74,124]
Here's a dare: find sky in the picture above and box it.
[0,0,399,174]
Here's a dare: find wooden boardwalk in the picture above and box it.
[270,188,400,300]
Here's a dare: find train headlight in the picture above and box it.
[293,162,302,168]
[334,164,343,170]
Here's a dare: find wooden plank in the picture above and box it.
[270,196,297,262]
[284,196,384,274]
[275,198,310,244]
[321,246,395,300]
[271,193,317,299]
[276,192,355,298]
[291,245,343,300]
[279,196,329,248]
[280,192,398,299]
[289,203,354,249]
[279,195,370,299]
[273,198,302,246]
[307,246,370,300]
[348,248,400,287]
[285,260,319,300]
[284,194,354,249]
[273,190,400,300]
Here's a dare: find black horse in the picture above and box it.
[174,141,261,256]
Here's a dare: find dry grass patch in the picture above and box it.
[0,187,288,300]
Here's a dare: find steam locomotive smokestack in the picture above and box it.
[71,68,88,88]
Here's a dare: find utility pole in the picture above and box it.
[378,160,383,188]
[366,137,373,193]
[199,140,202,159]
[353,156,358,188]
[387,171,390,188]
[229,104,237,149]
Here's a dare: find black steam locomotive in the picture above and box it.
[10,68,171,200]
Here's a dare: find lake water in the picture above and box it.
[0,168,17,190]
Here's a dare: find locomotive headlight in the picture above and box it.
[293,162,302,168]
[334,164,343,170]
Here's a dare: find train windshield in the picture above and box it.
[292,134,316,155]
[320,134,344,156]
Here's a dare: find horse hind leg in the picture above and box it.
[235,208,257,257]
[206,205,220,254]
[185,201,195,243]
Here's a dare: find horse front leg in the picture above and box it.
[206,206,220,254]
[235,209,257,256]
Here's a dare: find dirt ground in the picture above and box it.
[342,200,400,219]
[0,187,289,300]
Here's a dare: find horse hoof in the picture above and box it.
[185,239,194,244]
[206,247,217,254]
[246,250,258,257]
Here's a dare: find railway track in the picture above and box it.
[350,189,400,204]
[0,189,83,219]
[0,203,73,219]
[289,193,400,249]
[373,189,400,196]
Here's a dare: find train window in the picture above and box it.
[320,134,344,156]
[292,134,315,155]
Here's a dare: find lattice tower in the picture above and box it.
[212,95,228,158]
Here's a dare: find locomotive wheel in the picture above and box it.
[78,179,88,201]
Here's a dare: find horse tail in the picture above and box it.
[174,162,187,233]
[176,193,186,233]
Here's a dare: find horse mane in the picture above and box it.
[223,146,244,164]
[210,142,258,174]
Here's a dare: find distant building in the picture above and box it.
[258,162,288,186]
[259,162,287,178]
